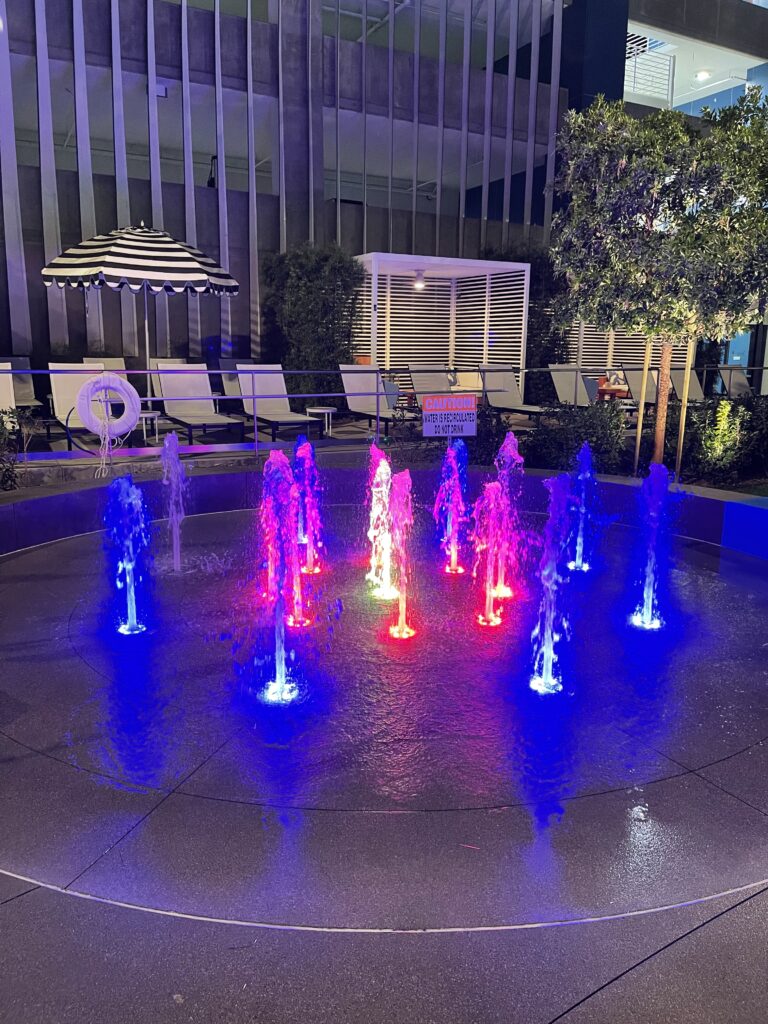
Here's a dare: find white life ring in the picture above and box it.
[76,371,142,439]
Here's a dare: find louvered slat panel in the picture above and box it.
[454,275,487,372]
[384,275,453,390]
[487,270,528,382]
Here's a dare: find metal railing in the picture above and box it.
[0,362,765,475]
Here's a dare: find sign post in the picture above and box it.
[422,393,477,437]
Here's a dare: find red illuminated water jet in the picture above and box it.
[472,481,505,627]
[493,431,525,600]
[388,469,416,639]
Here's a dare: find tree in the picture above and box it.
[262,243,364,408]
[552,92,766,464]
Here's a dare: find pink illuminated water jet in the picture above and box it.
[493,431,525,599]
[472,481,505,627]
[293,439,323,575]
[433,443,466,574]
[366,444,398,599]
[389,469,415,639]
[260,452,305,704]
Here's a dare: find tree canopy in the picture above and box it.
[551,90,767,346]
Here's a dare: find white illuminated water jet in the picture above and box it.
[366,444,398,600]
[160,431,186,573]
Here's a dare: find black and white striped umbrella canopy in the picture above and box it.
[41,224,239,296]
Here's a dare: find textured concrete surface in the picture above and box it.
[1,503,768,1020]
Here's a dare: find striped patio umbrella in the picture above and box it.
[41,224,239,396]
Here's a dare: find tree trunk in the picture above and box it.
[652,341,673,464]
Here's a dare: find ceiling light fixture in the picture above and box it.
[694,69,712,83]
[414,270,426,291]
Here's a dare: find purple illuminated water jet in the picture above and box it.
[366,444,398,599]
[293,438,323,575]
[472,481,505,627]
[261,451,304,702]
[433,441,467,574]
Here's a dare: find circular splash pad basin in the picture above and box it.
[1,493,767,931]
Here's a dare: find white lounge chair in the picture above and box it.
[49,361,105,449]
[408,363,453,410]
[84,356,127,379]
[721,366,752,400]
[453,370,483,393]
[159,363,244,444]
[150,358,185,410]
[479,364,544,416]
[339,363,415,436]
[235,363,319,442]
[0,363,17,428]
[622,364,658,406]
[219,357,252,412]
[670,368,705,403]
[549,364,596,407]
[6,356,42,409]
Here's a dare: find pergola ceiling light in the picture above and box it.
[694,69,712,83]
[414,270,426,291]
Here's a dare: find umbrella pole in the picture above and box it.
[143,282,153,403]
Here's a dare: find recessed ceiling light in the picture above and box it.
[694,69,712,83]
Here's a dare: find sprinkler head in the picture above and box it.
[286,614,311,628]
[117,622,146,636]
[477,611,502,628]
[262,680,299,704]
[444,564,465,575]
[301,564,322,575]
[372,584,399,601]
[389,623,416,640]
[529,675,563,695]
[566,560,591,573]
[630,611,662,631]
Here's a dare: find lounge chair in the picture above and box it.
[549,364,595,407]
[408,363,453,409]
[721,366,753,400]
[670,368,705,403]
[479,364,544,416]
[453,370,483,393]
[0,363,17,428]
[5,356,42,410]
[150,358,185,410]
[622,364,658,406]
[339,363,416,436]
[84,356,127,379]
[235,363,320,442]
[219,357,253,413]
[159,363,245,444]
[49,361,105,449]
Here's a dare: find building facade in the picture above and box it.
[0,0,635,365]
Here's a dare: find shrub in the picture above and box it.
[522,402,627,474]
[0,410,20,490]
[262,243,364,409]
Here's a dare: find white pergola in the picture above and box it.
[353,253,530,384]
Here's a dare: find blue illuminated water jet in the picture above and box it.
[567,442,597,573]
[631,463,670,631]
[530,475,573,695]
[104,475,151,635]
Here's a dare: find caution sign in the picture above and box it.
[422,393,477,437]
